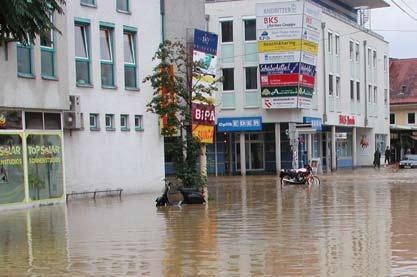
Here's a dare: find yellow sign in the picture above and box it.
[192,124,214,144]
[302,40,318,55]
[258,39,302,53]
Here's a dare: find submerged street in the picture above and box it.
[1,168,417,276]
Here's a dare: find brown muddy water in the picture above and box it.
[1,168,417,276]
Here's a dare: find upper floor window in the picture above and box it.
[100,26,115,87]
[123,30,137,88]
[408,113,415,124]
[74,22,91,85]
[222,68,234,91]
[40,13,55,78]
[221,21,233,43]
[80,0,96,6]
[327,32,333,53]
[328,74,333,95]
[390,113,395,124]
[117,0,129,12]
[350,80,354,100]
[245,67,257,90]
[355,43,360,62]
[120,114,129,130]
[335,76,340,97]
[356,81,361,101]
[374,86,377,104]
[335,34,340,55]
[135,115,144,130]
[367,48,372,67]
[373,50,377,68]
[17,42,33,76]
[89,113,99,130]
[244,19,256,41]
[105,114,115,130]
[368,85,372,103]
[349,40,354,60]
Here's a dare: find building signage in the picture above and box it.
[0,110,22,130]
[192,29,218,144]
[256,1,322,110]
[217,117,263,132]
[339,115,356,125]
[336,132,347,140]
[303,117,322,131]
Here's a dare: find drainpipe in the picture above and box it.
[321,22,327,123]
[363,40,368,127]
[160,0,165,42]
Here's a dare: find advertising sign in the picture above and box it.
[217,117,262,132]
[303,117,322,131]
[339,115,356,125]
[192,29,218,144]
[256,0,322,110]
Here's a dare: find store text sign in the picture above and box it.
[217,117,262,132]
[339,115,356,125]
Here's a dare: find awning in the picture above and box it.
[390,124,417,131]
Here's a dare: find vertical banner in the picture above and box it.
[256,1,322,109]
[159,65,177,135]
[192,29,218,144]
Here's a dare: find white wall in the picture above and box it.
[64,0,165,194]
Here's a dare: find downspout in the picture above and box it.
[160,0,165,42]
[363,40,368,126]
[321,22,327,123]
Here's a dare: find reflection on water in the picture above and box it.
[1,169,417,276]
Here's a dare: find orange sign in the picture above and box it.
[192,124,214,144]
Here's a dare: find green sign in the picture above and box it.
[261,86,314,98]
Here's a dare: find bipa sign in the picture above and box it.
[192,103,215,125]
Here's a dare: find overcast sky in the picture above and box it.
[371,0,417,58]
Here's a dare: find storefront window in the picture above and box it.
[336,134,352,157]
[375,134,386,152]
[0,135,25,204]
[27,134,63,200]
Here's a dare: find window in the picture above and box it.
[328,74,333,95]
[408,113,415,124]
[373,50,377,68]
[120,114,129,130]
[81,0,95,6]
[44,113,61,130]
[367,48,372,67]
[17,43,32,76]
[356,81,360,101]
[222,68,234,91]
[335,34,340,55]
[100,27,115,87]
[374,86,377,104]
[123,30,137,88]
[350,80,354,100]
[117,0,129,12]
[245,67,257,90]
[40,13,55,78]
[134,115,143,130]
[375,134,387,152]
[336,76,340,97]
[349,40,354,60]
[327,32,333,53]
[384,89,388,105]
[368,85,372,103]
[89,113,99,130]
[105,114,114,130]
[74,22,90,85]
[244,19,256,41]
[25,112,43,129]
[390,113,395,124]
[221,21,233,43]
[355,42,360,62]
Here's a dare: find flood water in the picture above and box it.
[1,168,417,276]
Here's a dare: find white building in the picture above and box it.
[63,0,165,194]
[205,0,390,175]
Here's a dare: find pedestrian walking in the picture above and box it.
[374,149,381,168]
[384,146,390,166]
[390,146,396,164]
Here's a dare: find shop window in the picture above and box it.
[44,113,61,130]
[245,67,257,90]
[375,134,387,152]
[74,22,91,85]
[408,113,415,124]
[117,0,129,12]
[222,68,234,91]
[25,112,43,129]
[100,26,115,87]
[244,19,255,41]
[17,43,33,76]
[0,134,25,204]
[123,30,137,88]
[27,134,63,201]
[390,113,396,124]
[120,114,129,130]
[221,21,233,43]
[105,114,115,130]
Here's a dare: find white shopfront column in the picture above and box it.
[352,127,357,168]
[240,132,246,176]
[331,125,337,171]
[275,123,281,172]
[307,133,312,163]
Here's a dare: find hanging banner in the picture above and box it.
[192,29,218,144]
[256,0,322,110]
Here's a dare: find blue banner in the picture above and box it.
[217,117,262,132]
[259,63,300,75]
[194,29,218,56]
[303,117,322,131]
[300,63,316,77]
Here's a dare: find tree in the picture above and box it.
[0,0,65,46]
[144,40,219,189]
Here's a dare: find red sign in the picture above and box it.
[260,74,315,88]
[300,74,315,88]
[339,115,356,125]
[192,103,215,125]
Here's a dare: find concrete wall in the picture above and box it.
[0,11,69,111]
[64,1,165,194]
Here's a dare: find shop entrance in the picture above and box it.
[235,133,265,172]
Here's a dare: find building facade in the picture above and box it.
[389,58,417,161]
[205,0,390,175]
